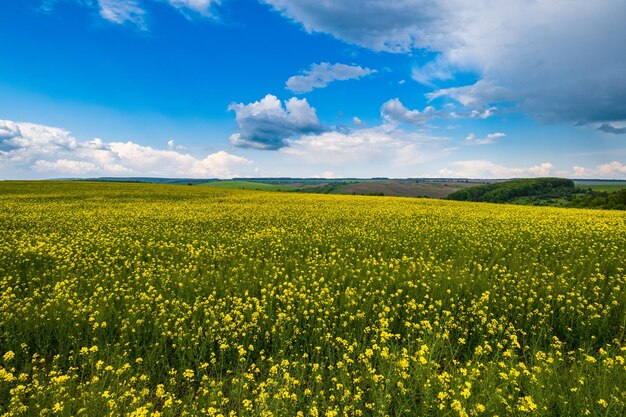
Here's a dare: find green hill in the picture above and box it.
[448,177,626,210]
[447,178,575,203]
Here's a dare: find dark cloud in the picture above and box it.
[264,0,626,126]
[228,94,324,150]
[598,123,626,135]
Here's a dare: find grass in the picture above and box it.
[574,180,626,193]
[1,181,625,416]
[579,184,626,192]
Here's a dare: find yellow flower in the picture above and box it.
[52,402,64,413]
[517,396,538,412]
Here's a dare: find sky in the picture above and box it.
[1,0,625,179]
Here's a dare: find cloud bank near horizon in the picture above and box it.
[0,119,251,179]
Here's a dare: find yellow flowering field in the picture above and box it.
[1,181,625,416]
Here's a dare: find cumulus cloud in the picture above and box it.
[380,99,440,125]
[34,159,100,175]
[262,0,441,53]
[286,62,375,93]
[228,94,323,150]
[0,119,252,179]
[464,132,505,146]
[598,123,626,135]
[0,121,23,152]
[437,160,554,179]
[352,117,363,126]
[380,98,495,125]
[597,161,626,177]
[167,139,187,151]
[566,162,626,179]
[282,124,454,167]
[263,0,626,126]
[571,165,595,178]
[434,160,626,179]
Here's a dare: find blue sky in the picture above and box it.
[1,0,625,179]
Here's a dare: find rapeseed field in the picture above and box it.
[1,181,625,416]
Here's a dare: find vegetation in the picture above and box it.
[571,189,626,210]
[295,180,476,198]
[1,181,625,416]
[573,181,626,193]
[447,178,576,203]
[584,184,626,193]
[448,178,626,210]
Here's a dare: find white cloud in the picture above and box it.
[597,161,626,177]
[435,160,626,179]
[466,108,497,120]
[56,0,219,27]
[0,120,21,141]
[263,0,626,125]
[34,159,100,175]
[571,166,595,178]
[167,0,219,15]
[437,160,554,179]
[167,139,187,151]
[352,117,363,126]
[411,57,454,86]
[464,132,505,146]
[380,98,495,125]
[286,62,375,93]
[381,99,439,125]
[282,124,453,167]
[426,80,512,108]
[312,171,338,179]
[0,119,252,179]
[564,162,626,179]
[97,0,145,28]
[228,94,323,150]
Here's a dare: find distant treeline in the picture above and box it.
[447,178,575,202]
[447,177,626,210]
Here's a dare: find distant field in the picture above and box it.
[199,180,297,191]
[579,184,626,192]
[330,180,478,198]
[574,180,626,192]
[2,181,625,416]
[199,179,482,198]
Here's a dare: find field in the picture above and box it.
[1,181,625,416]
[574,180,626,193]
[198,180,479,199]
[198,181,297,192]
[324,181,477,198]
[581,185,626,193]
